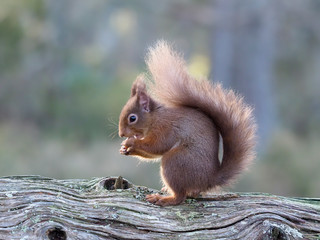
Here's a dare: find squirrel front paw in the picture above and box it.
[120,137,135,155]
[119,145,131,155]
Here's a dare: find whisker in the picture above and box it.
[108,130,118,139]
[105,116,119,140]
[107,116,118,127]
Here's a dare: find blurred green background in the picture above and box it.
[0,0,319,197]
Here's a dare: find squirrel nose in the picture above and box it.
[119,131,125,138]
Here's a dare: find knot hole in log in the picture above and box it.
[101,176,132,190]
[46,227,67,240]
[263,226,288,240]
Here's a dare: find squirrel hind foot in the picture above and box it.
[146,193,186,206]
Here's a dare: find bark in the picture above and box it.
[0,176,319,239]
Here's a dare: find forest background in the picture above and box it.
[1,0,320,197]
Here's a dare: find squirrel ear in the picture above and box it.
[131,74,146,97]
[131,74,152,112]
[138,91,150,112]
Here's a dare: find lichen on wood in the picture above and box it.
[0,176,319,239]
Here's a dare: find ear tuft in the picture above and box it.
[131,74,146,97]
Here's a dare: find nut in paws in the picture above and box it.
[119,145,130,155]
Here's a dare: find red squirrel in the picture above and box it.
[118,41,257,206]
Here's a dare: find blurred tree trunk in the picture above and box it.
[211,0,276,148]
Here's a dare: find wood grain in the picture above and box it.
[0,176,319,239]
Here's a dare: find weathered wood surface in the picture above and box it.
[0,176,319,240]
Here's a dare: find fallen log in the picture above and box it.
[0,176,319,239]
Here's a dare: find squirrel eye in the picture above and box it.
[128,113,138,124]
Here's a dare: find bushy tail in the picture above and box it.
[146,41,257,186]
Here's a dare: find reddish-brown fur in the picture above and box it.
[118,41,257,206]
